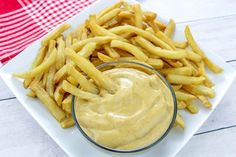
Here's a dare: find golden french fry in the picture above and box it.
[81,27,88,40]
[177,101,187,109]
[56,37,66,70]
[67,76,78,86]
[97,1,123,18]
[175,113,185,129]
[103,17,119,29]
[186,50,202,63]
[71,36,115,52]
[65,33,72,47]
[155,20,166,31]
[134,36,187,59]
[172,85,182,90]
[78,42,97,58]
[62,95,72,113]
[182,85,215,98]
[133,4,143,29]
[42,23,70,46]
[46,66,56,97]
[186,102,199,114]
[159,67,192,76]
[174,41,188,49]
[97,8,121,25]
[104,44,120,58]
[197,95,212,108]
[204,74,214,87]
[184,26,223,73]
[62,80,100,100]
[67,64,98,94]
[167,74,205,85]
[89,20,127,42]
[175,90,196,101]
[23,46,47,88]
[181,58,199,76]
[65,48,117,93]
[54,64,68,84]
[14,48,57,79]
[60,116,75,128]
[97,52,114,62]
[197,61,205,76]
[143,11,157,21]
[163,59,183,68]
[118,11,133,19]
[110,40,148,62]
[54,82,64,106]
[109,25,172,49]
[30,83,66,122]
[146,58,163,69]
[164,19,175,37]
[203,57,223,73]
[156,31,176,50]
[27,90,36,98]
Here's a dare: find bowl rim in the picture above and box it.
[71,60,177,153]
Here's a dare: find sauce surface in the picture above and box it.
[75,68,174,150]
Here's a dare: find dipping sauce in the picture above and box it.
[75,68,174,150]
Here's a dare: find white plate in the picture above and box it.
[0,0,236,156]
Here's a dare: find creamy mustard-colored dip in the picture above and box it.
[75,68,174,150]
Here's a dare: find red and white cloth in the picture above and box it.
[0,0,96,64]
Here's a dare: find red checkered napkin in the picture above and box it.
[0,0,95,64]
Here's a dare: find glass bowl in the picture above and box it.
[71,60,177,153]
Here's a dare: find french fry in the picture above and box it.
[109,25,172,49]
[143,11,157,21]
[118,11,133,19]
[62,95,72,113]
[67,65,98,94]
[104,44,120,58]
[172,85,182,90]
[164,19,175,38]
[155,20,166,31]
[110,40,148,62]
[181,58,199,76]
[134,36,187,59]
[62,80,100,100]
[155,31,176,50]
[65,33,72,47]
[96,1,123,18]
[27,90,36,98]
[163,59,183,68]
[78,42,97,58]
[46,66,56,97]
[184,26,223,73]
[103,17,119,29]
[204,74,214,87]
[197,61,205,76]
[167,74,205,85]
[175,113,185,129]
[30,83,66,122]
[67,76,79,86]
[81,27,88,40]
[54,64,68,84]
[186,50,202,63]
[177,101,187,109]
[56,37,66,70]
[133,4,143,29]
[97,8,121,26]
[197,95,212,108]
[159,67,192,76]
[186,102,199,114]
[174,41,188,49]
[98,52,114,62]
[65,48,117,93]
[54,82,65,107]
[71,36,114,51]
[42,23,70,46]
[60,116,75,128]
[182,85,215,98]
[146,58,163,69]
[89,20,127,42]
[175,90,196,101]
[23,46,47,88]
[14,48,57,79]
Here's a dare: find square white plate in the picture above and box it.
[0,0,236,156]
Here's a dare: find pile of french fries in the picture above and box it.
[14,0,223,129]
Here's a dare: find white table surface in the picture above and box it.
[1,0,236,156]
